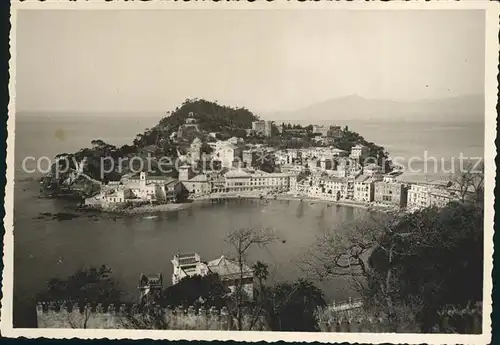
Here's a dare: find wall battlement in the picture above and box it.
[316,302,483,333]
[36,302,268,330]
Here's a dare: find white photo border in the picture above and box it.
[2,1,498,344]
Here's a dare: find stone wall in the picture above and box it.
[316,303,483,333]
[36,302,268,330]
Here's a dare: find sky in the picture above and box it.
[16,10,485,114]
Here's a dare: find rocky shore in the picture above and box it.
[108,203,192,215]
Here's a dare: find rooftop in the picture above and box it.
[324,176,347,183]
[207,255,253,279]
[173,252,200,266]
[139,273,163,287]
[221,142,238,150]
[354,174,371,182]
[225,170,251,178]
[189,174,209,182]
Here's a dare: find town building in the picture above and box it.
[350,144,369,161]
[280,164,305,175]
[171,253,255,301]
[224,170,292,193]
[363,163,383,179]
[308,176,347,201]
[171,252,210,285]
[353,175,375,203]
[242,149,261,168]
[312,125,330,137]
[251,120,273,137]
[208,172,227,194]
[331,148,348,157]
[97,187,134,204]
[429,187,461,208]
[374,181,408,207]
[407,181,460,211]
[290,175,310,195]
[207,255,254,301]
[182,174,211,195]
[328,125,343,138]
[88,172,180,206]
[188,137,202,161]
[214,142,242,168]
[407,184,431,210]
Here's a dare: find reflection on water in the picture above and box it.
[12,116,484,327]
[14,181,365,325]
[296,201,304,218]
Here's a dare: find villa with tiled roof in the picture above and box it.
[171,253,255,301]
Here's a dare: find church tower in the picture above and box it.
[140,172,147,188]
[178,164,191,182]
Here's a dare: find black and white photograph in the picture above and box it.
[1,1,497,344]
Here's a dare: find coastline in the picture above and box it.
[190,192,375,210]
[80,192,398,215]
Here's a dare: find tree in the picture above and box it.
[302,202,483,333]
[225,228,277,330]
[36,265,121,329]
[451,161,484,203]
[162,273,230,310]
[267,279,326,331]
[252,261,269,298]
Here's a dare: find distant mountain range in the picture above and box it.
[266,94,484,123]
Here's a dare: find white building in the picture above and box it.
[182,174,211,195]
[224,170,292,193]
[350,144,369,160]
[429,188,461,208]
[312,125,329,137]
[90,172,178,205]
[171,253,210,285]
[171,253,255,301]
[207,255,254,301]
[280,164,305,175]
[407,181,461,211]
[189,137,203,161]
[308,176,347,201]
[126,172,178,202]
[214,143,242,168]
[363,163,383,178]
[252,121,273,137]
[407,184,432,210]
[353,175,375,203]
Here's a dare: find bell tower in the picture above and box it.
[140,171,147,188]
[179,164,191,182]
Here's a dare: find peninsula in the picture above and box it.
[40,99,471,213]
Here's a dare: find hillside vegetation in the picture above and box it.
[40,98,390,198]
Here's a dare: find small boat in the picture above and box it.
[143,215,158,220]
